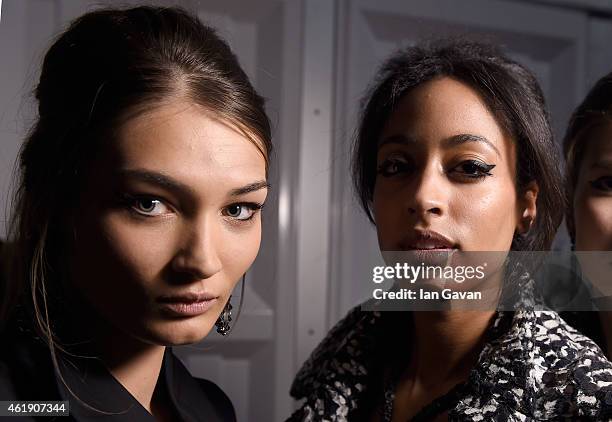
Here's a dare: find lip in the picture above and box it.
[157,292,219,317]
[401,229,458,251]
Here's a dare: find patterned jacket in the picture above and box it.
[289,303,612,421]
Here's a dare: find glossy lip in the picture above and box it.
[157,292,219,317]
[401,229,458,251]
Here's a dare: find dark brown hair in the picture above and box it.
[563,73,612,243]
[1,6,272,405]
[352,39,564,251]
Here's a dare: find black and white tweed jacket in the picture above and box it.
[289,299,612,421]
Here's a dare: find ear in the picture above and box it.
[517,180,539,234]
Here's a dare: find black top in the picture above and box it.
[0,325,236,421]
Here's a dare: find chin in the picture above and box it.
[142,317,216,346]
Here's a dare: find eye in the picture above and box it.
[451,160,495,179]
[131,197,170,216]
[377,155,414,177]
[590,176,612,192]
[223,203,263,221]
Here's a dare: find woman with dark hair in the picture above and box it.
[0,6,271,421]
[562,72,612,357]
[288,40,612,420]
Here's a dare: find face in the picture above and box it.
[69,100,267,346]
[574,123,612,251]
[373,77,537,258]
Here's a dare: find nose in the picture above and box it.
[406,164,447,218]
[171,216,223,280]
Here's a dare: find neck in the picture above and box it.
[63,294,166,414]
[96,331,166,413]
[406,261,503,383]
[409,310,495,385]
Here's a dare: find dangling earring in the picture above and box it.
[215,296,233,336]
[215,274,246,336]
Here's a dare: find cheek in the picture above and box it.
[71,214,173,303]
[102,212,175,273]
[100,217,174,280]
[450,183,518,251]
[575,196,612,250]
[218,223,262,280]
[372,186,402,249]
[456,190,515,225]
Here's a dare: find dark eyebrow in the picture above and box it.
[378,133,500,157]
[229,180,270,196]
[118,169,192,194]
[118,169,269,197]
[378,134,416,148]
[444,134,501,157]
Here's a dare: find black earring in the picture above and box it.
[215,274,246,336]
[215,296,233,336]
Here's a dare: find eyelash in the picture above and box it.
[589,176,612,192]
[376,157,495,180]
[119,194,264,222]
[119,194,172,217]
[455,160,496,179]
[222,202,264,222]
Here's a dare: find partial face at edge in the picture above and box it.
[574,123,612,251]
[373,77,537,253]
[69,100,267,345]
